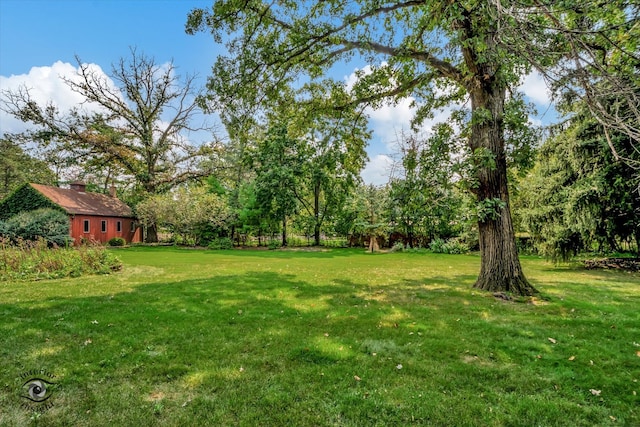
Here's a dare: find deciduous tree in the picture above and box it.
[388,128,462,247]
[254,121,304,247]
[1,50,217,241]
[136,185,230,245]
[0,139,55,199]
[187,1,545,293]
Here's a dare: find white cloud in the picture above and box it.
[361,154,393,186]
[519,70,551,105]
[344,66,461,154]
[0,61,111,135]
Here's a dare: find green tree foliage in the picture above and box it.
[496,1,640,154]
[235,182,271,246]
[521,110,640,260]
[388,128,462,247]
[136,186,231,246]
[253,122,304,247]
[290,99,369,246]
[0,208,71,246]
[337,183,390,250]
[0,139,56,199]
[1,50,218,241]
[186,0,545,294]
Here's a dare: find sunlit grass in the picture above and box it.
[1,247,638,426]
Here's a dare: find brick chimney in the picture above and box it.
[70,181,86,192]
[109,185,117,198]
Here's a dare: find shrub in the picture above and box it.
[1,209,70,246]
[268,241,281,250]
[429,238,447,253]
[429,237,469,254]
[0,237,122,281]
[322,238,348,248]
[108,237,127,247]
[443,238,468,254]
[208,237,233,250]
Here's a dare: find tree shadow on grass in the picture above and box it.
[2,270,473,425]
[2,268,636,426]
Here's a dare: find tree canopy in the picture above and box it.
[1,50,217,197]
[186,0,639,295]
[521,103,640,260]
[186,0,545,294]
[0,139,56,199]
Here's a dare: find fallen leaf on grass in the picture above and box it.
[568,355,576,361]
[396,364,403,370]
[636,350,640,357]
[354,375,361,381]
[548,337,557,344]
[149,392,165,401]
[589,389,601,396]
[83,339,92,346]
[609,416,616,422]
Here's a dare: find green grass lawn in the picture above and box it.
[1,247,638,426]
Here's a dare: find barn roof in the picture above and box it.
[30,183,134,218]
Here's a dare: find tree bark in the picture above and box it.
[145,223,159,243]
[313,180,321,246]
[314,223,321,247]
[282,215,288,247]
[469,82,538,296]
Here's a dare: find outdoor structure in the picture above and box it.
[0,182,141,244]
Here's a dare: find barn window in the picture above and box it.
[130,222,136,232]
[83,220,90,233]
[117,221,122,232]
[101,220,107,233]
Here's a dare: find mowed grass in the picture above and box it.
[1,247,638,426]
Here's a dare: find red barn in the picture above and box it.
[2,182,142,244]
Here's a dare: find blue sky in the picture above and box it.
[0,0,557,185]
[0,0,215,78]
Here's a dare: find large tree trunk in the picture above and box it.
[145,223,158,243]
[469,82,538,296]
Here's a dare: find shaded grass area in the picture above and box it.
[1,247,638,426]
